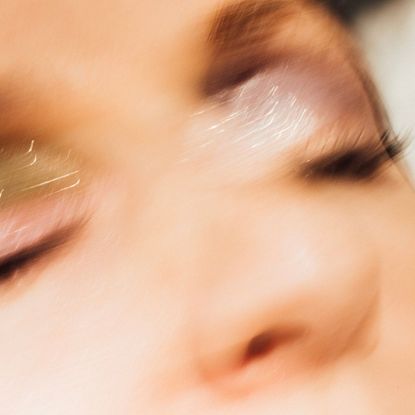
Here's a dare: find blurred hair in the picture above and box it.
[323,0,392,21]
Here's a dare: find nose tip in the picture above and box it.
[240,327,309,382]
[191,216,379,396]
[194,301,311,395]
[195,287,375,397]
[191,204,379,394]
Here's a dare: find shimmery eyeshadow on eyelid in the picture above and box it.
[183,71,318,179]
[183,63,376,182]
[0,140,82,207]
[0,189,88,260]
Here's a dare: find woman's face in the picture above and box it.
[0,0,414,413]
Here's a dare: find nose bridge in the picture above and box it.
[193,189,322,303]
[193,195,317,337]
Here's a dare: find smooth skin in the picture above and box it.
[0,1,414,414]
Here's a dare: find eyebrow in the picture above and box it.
[202,0,388,130]
[202,0,296,95]
[208,0,292,53]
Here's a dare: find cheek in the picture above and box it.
[340,172,415,293]
[356,178,415,321]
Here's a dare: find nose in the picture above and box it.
[191,196,379,395]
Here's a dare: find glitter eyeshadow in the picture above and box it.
[0,140,82,207]
[183,55,377,184]
[182,66,318,182]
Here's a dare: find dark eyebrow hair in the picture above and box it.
[208,0,292,53]
[201,0,297,95]
[201,0,391,141]
[202,0,389,130]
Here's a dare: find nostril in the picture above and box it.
[244,331,277,363]
[242,327,306,366]
[198,326,308,395]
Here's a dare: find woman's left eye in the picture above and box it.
[303,134,404,181]
[308,149,388,180]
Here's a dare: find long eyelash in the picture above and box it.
[381,130,408,160]
[304,130,407,181]
[0,225,80,283]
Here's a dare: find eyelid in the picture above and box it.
[202,0,354,98]
[1,181,90,240]
[0,181,92,290]
[0,223,83,284]
[0,140,84,208]
[298,130,405,180]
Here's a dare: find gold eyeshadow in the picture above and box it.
[0,140,83,207]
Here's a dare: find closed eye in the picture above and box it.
[301,132,405,181]
[0,224,82,285]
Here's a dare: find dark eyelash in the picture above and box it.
[0,227,77,283]
[303,131,406,181]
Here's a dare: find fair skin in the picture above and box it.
[0,0,414,413]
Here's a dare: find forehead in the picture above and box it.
[0,0,344,77]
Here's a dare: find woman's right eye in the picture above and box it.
[0,140,90,287]
[0,229,72,283]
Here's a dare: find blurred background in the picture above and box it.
[330,0,415,173]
